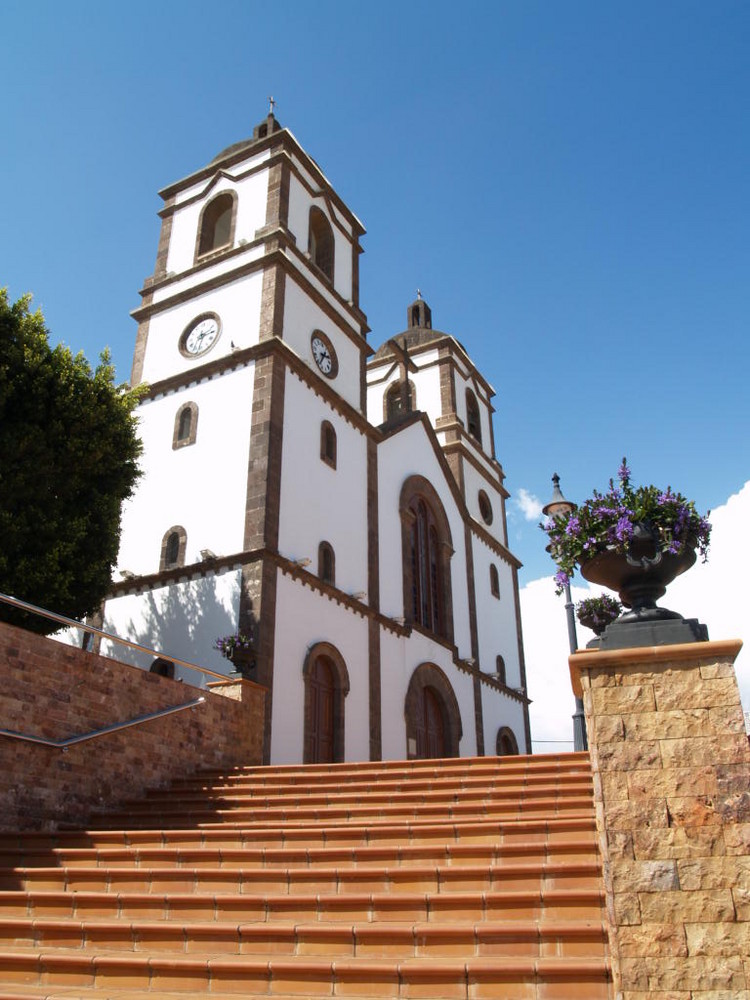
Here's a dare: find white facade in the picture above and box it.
[101,113,530,764]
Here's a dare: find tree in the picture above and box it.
[0,289,142,634]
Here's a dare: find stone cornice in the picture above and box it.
[133,238,370,344]
[159,129,366,237]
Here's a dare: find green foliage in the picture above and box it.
[0,289,142,634]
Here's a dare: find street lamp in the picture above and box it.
[542,473,588,752]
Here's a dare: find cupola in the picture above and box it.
[407,294,432,330]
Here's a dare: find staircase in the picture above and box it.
[0,752,611,999]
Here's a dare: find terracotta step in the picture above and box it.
[0,947,610,996]
[0,859,602,918]
[189,750,591,780]
[0,815,596,856]
[0,912,608,958]
[0,751,610,997]
[0,814,594,868]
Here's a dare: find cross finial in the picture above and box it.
[268,95,277,116]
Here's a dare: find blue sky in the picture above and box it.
[3,0,748,584]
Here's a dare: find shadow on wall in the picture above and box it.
[105,576,248,687]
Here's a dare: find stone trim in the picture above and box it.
[302,641,350,764]
[259,262,286,342]
[367,437,381,759]
[369,334,496,399]
[463,520,483,755]
[496,725,520,755]
[130,314,150,387]
[440,433,508,494]
[153,196,175,280]
[320,420,337,469]
[159,525,187,572]
[133,241,370,345]
[512,565,533,753]
[159,132,365,238]
[172,401,198,449]
[568,639,743,698]
[404,663,463,759]
[470,520,522,569]
[265,157,290,230]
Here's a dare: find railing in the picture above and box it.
[0,698,206,749]
[0,592,229,680]
[0,592,229,749]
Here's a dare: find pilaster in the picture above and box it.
[570,639,750,998]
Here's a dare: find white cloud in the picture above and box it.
[514,488,544,522]
[520,481,750,752]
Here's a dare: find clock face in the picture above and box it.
[180,315,220,358]
[311,332,337,378]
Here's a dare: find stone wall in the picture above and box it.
[0,620,266,832]
[571,638,750,999]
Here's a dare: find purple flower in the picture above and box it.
[614,516,633,542]
[554,570,569,589]
[565,515,581,536]
[618,459,631,485]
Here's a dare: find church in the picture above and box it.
[100,111,531,765]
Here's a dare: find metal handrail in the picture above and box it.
[0,592,230,681]
[0,697,206,749]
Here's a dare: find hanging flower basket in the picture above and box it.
[214,632,256,679]
[575,594,622,636]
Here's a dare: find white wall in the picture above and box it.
[277,371,368,597]
[271,571,370,764]
[166,160,270,276]
[141,272,264,385]
[480,684,527,757]
[117,363,255,575]
[378,627,478,759]
[472,535,522,688]
[463,461,507,547]
[101,569,242,687]
[287,169,354,303]
[282,278,363,411]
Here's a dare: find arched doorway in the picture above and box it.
[496,726,519,756]
[303,643,350,764]
[306,655,335,763]
[405,663,462,759]
[416,686,446,758]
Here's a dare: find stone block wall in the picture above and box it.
[0,620,266,832]
[571,639,750,998]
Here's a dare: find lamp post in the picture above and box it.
[542,473,588,752]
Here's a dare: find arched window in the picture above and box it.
[160,526,187,571]
[466,388,482,444]
[384,379,417,423]
[318,541,335,586]
[196,192,236,258]
[497,726,519,756]
[320,420,337,469]
[400,478,454,642]
[478,490,493,525]
[303,643,350,764]
[494,655,506,685]
[308,206,335,282]
[490,563,500,599]
[173,402,198,449]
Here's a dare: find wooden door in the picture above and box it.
[415,686,446,759]
[307,656,335,763]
